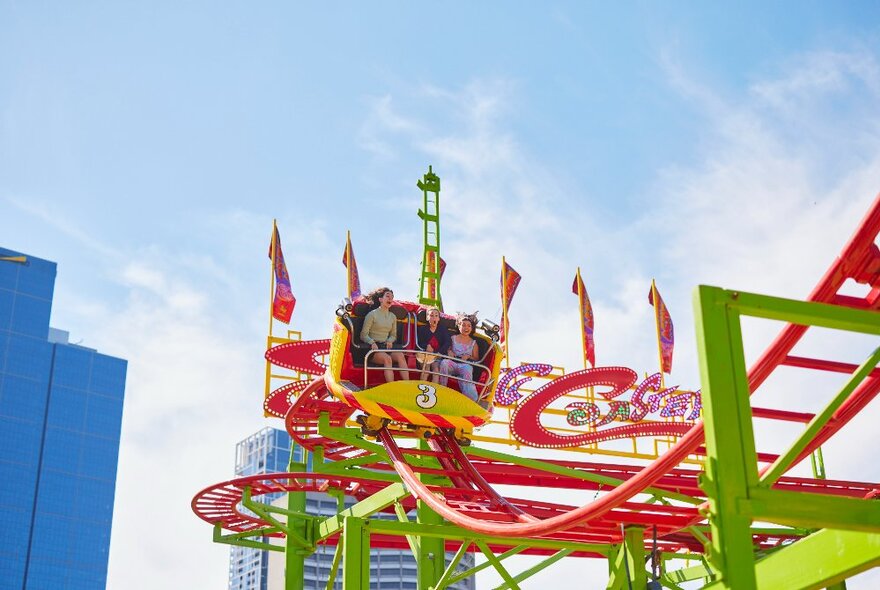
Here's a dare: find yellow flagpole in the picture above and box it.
[577,267,588,370]
[269,220,278,338]
[651,279,666,389]
[265,219,278,411]
[501,256,510,369]
[345,230,352,299]
[577,267,594,406]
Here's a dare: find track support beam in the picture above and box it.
[417,439,446,590]
[751,529,879,590]
[343,517,370,590]
[694,285,880,589]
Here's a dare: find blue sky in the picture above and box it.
[3,2,880,588]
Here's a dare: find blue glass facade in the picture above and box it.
[229,428,309,590]
[0,247,127,589]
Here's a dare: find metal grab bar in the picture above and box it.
[418,364,496,402]
[414,323,497,367]
[363,348,493,400]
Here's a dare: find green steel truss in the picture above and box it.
[694,286,880,589]
[215,284,879,588]
[417,166,443,310]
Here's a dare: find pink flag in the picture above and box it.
[342,232,361,299]
[500,262,522,343]
[269,226,295,323]
[649,282,674,374]
[572,272,596,367]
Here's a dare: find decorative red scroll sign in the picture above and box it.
[508,365,701,449]
[263,339,331,417]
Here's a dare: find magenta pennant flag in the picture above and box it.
[500,262,522,343]
[572,272,596,367]
[269,226,295,323]
[342,233,362,299]
[648,283,674,374]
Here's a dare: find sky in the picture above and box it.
[2,2,880,588]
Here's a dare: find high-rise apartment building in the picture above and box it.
[0,247,127,589]
[229,427,311,590]
[229,428,475,590]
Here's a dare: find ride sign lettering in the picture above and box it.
[505,365,701,449]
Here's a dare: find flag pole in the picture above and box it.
[501,256,510,369]
[577,267,595,407]
[577,267,588,370]
[265,219,278,409]
[345,230,352,299]
[651,279,666,389]
[269,220,278,339]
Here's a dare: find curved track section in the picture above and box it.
[369,193,880,538]
[196,193,880,552]
[427,433,538,524]
[192,472,382,533]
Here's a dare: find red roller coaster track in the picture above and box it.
[193,193,880,554]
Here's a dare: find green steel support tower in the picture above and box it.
[693,286,880,589]
[196,181,880,590]
[417,166,443,310]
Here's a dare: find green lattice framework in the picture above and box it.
[210,284,880,589]
[694,286,880,589]
[417,166,442,310]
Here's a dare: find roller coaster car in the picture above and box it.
[326,298,503,441]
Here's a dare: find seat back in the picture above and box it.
[348,302,372,367]
[472,337,490,384]
[349,303,415,368]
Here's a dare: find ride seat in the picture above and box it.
[349,303,414,368]
[414,309,458,335]
[472,337,490,384]
[348,302,372,367]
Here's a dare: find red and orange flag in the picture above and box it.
[342,231,361,299]
[572,269,596,367]
[500,260,522,343]
[649,280,674,374]
[269,225,295,323]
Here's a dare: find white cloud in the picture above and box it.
[752,50,880,113]
[358,94,424,160]
[88,252,267,589]
[6,195,121,260]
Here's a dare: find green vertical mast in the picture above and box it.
[417,166,443,310]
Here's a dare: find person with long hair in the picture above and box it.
[360,287,409,382]
[438,313,479,401]
[416,306,451,382]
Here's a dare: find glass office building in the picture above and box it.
[229,428,475,590]
[0,247,127,589]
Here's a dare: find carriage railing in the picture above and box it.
[413,328,497,366]
[340,304,497,366]
[363,347,495,401]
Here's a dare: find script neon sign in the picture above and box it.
[506,365,701,449]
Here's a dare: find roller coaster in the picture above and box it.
[193,170,880,589]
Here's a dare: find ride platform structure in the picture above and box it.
[193,170,880,589]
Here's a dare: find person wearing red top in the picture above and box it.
[416,306,451,382]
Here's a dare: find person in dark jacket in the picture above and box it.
[416,306,451,382]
